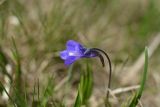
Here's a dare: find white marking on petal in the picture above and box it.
[69,52,80,56]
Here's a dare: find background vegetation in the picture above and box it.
[0,0,160,106]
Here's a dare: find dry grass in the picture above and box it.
[0,0,160,106]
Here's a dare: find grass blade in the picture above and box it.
[74,63,93,107]
[128,47,148,107]
[0,81,17,107]
[11,38,28,107]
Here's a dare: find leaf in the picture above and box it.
[128,47,148,107]
[74,63,93,107]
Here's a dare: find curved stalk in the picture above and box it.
[91,48,112,101]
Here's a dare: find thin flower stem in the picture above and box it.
[91,48,112,101]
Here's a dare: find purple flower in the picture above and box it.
[60,40,97,66]
[60,40,112,100]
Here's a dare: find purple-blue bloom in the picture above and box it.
[60,40,97,66]
[60,40,112,100]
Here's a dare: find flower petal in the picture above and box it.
[66,40,83,52]
[64,56,80,66]
[60,50,68,60]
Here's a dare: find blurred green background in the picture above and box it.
[0,0,160,107]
